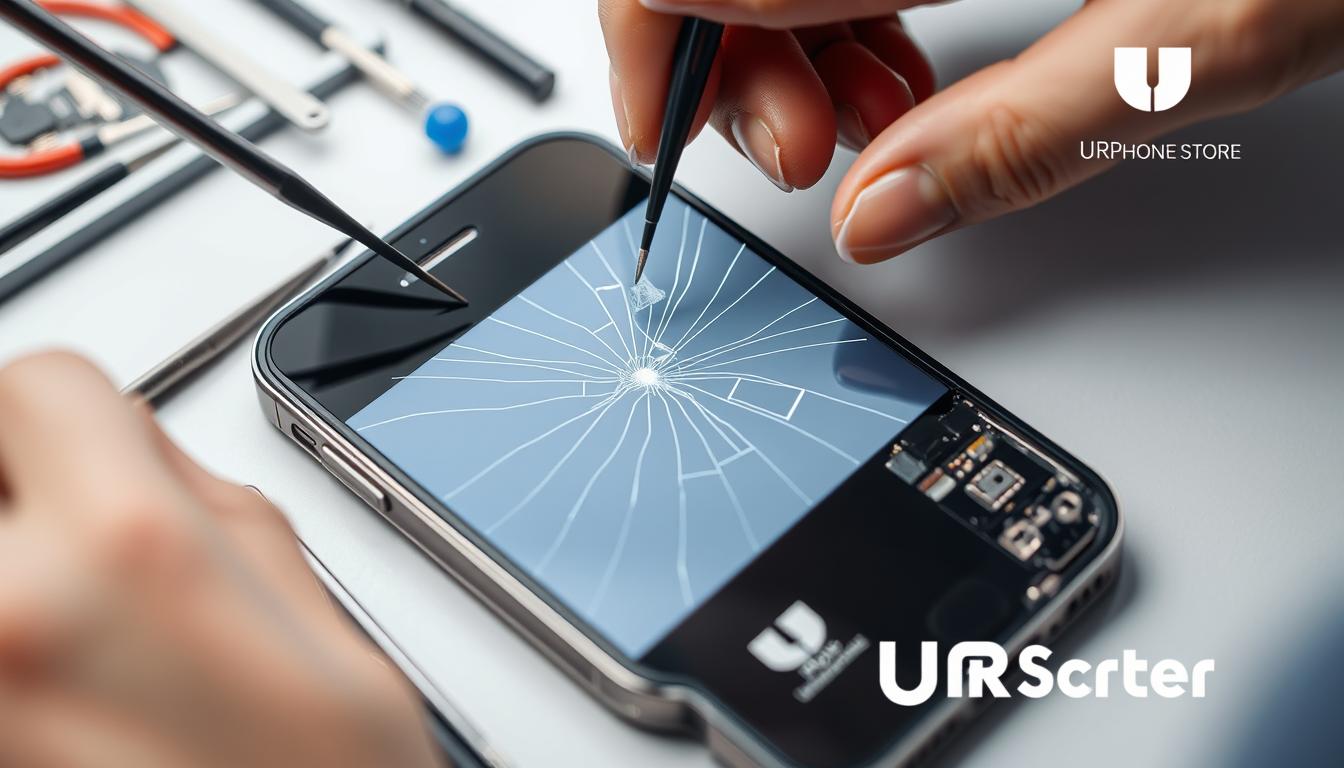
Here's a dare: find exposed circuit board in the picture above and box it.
[886,395,1099,596]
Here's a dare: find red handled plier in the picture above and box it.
[0,0,175,178]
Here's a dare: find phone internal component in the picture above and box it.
[1050,489,1083,524]
[884,394,1101,576]
[886,448,925,484]
[1025,573,1061,603]
[967,460,1024,511]
[1000,518,1043,561]
[918,469,957,502]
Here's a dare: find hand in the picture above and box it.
[0,352,442,768]
[601,0,1344,263]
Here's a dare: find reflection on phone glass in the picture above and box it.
[348,195,947,656]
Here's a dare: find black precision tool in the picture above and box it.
[0,135,178,256]
[0,0,467,304]
[633,17,722,285]
[393,0,555,103]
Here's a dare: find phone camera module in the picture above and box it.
[967,460,1025,511]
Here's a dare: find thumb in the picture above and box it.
[829,0,1289,264]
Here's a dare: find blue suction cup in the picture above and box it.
[424,103,469,154]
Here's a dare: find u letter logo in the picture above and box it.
[1114,47,1192,112]
[748,601,827,672]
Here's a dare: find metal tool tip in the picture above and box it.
[422,271,470,306]
[634,248,650,286]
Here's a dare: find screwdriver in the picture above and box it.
[634,17,723,285]
[0,0,468,304]
[247,0,470,153]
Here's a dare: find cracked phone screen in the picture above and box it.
[348,196,947,657]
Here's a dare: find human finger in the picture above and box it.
[850,17,936,103]
[639,0,933,29]
[0,351,178,512]
[137,411,340,626]
[601,0,722,163]
[708,24,836,191]
[830,0,1335,263]
[794,23,916,152]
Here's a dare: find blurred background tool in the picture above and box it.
[0,92,238,178]
[248,0,469,153]
[0,0,176,149]
[0,48,366,308]
[123,0,330,131]
[384,0,554,103]
[0,93,235,255]
[123,237,355,403]
[2,131,187,255]
[0,0,466,302]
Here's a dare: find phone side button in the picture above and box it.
[319,445,390,513]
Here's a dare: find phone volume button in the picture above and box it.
[319,445,390,513]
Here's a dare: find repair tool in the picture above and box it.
[385,0,554,103]
[0,0,468,303]
[0,48,363,307]
[249,0,468,153]
[123,0,330,132]
[0,0,175,147]
[0,92,238,178]
[2,132,178,254]
[634,17,722,284]
[123,237,355,403]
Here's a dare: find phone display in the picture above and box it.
[347,195,947,656]
[257,135,1120,768]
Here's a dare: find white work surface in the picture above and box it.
[2,1,1342,766]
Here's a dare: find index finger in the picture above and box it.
[600,0,721,163]
[0,351,177,510]
[639,0,931,29]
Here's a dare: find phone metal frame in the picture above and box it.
[253,133,1124,768]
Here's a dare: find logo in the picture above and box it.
[880,642,1216,706]
[1114,47,1191,111]
[748,601,827,671]
[748,601,870,703]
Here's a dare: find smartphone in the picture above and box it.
[254,134,1121,767]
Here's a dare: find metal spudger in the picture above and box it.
[0,0,467,305]
[634,18,723,285]
[123,238,356,403]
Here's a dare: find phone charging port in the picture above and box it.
[291,423,319,455]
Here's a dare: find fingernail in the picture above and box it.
[609,68,641,166]
[731,113,793,192]
[245,485,267,499]
[834,165,957,264]
[836,104,871,152]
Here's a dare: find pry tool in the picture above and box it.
[249,0,468,153]
[0,0,468,303]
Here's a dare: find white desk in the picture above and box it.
[2,1,1341,766]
